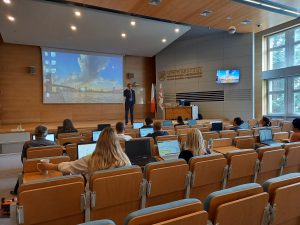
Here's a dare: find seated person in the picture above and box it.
[146,121,168,143]
[231,117,250,130]
[290,118,300,142]
[174,116,185,127]
[38,127,131,175]
[141,116,153,128]
[57,118,78,135]
[11,125,56,195]
[260,116,272,127]
[178,128,207,163]
[115,122,132,141]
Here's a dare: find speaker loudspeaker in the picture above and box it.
[28,66,36,75]
[127,73,134,79]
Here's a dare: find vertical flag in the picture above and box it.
[150,83,156,113]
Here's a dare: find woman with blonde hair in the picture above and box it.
[179,128,207,163]
[38,127,131,175]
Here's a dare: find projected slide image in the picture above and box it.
[216,70,240,84]
[42,49,123,103]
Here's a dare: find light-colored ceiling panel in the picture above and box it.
[0,0,190,56]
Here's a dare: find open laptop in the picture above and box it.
[77,143,96,159]
[92,130,101,142]
[97,124,111,131]
[139,127,154,137]
[211,122,223,131]
[157,139,181,160]
[32,133,55,142]
[259,128,281,146]
[188,119,197,126]
[162,120,173,126]
[132,122,144,129]
[125,139,157,166]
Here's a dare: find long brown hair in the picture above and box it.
[88,127,131,173]
[184,128,206,156]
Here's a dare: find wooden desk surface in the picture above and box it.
[23,171,63,184]
[213,146,240,154]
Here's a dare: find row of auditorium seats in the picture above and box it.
[17,169,300,225]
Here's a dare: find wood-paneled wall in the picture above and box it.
[0,40,155,125]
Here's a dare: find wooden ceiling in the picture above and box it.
[67,0,299,33]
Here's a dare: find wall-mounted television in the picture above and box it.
[216,69,240,84]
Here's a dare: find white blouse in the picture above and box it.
[58,155,90,174]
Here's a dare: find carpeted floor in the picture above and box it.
[0,153,22,225]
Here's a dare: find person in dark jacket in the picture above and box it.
[174,116,185,127]
[141,116,153,128]
[57,118,78,135]
[123,83,135,125]
[146,121,168,143]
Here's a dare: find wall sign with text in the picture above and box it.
[158,67,202,81]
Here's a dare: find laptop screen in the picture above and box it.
[188,119,197,126]
[133,122,144,129]
[32,133,55,142]
[97,124,111,131]
[92,130,101,142]
[140,128,154,137]
[157,140,181,157]
[259,129,273,142]
[162,120,173,126]
[211,122,223,131]
[125,139,151,158]
[77,143,96,159]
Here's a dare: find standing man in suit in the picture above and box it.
[123,83,135,125]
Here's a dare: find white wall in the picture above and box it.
[156,32,254,121]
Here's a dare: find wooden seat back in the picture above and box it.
[271,126,282,133]
[65,143,78,161]
[18,175,85,225]
[281,122,293,132]
[213,138,232,148]
[23,156,70,173]
[273,132,289,141]
[283,146,300,174]
[202,132,220,141]
[26,145,63,159]
[144,160,189,207]
[237,129,253,136]
[234,137,255,149]
[156,135,178,142]
[58,135,85,145]
[219,130,237,139]
[176,128,191,135]
[189,154,227,202]
[90,166,143,224]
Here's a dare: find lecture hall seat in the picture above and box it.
[283,146,300,174]
[89,166,143,225]
[219,130,237,139]
[78,220,116,225]
[17,175,85,225]
[26,145,64,160]
[263,173,300,225]
[204,183,269,225]
[124,198,208,225]
[188,154,228,202]
[237,129,253,136]
[142,159,189,208]
[225,149,259,188]
[201,132,220,141]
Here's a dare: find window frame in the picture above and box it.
[267,78,286,115]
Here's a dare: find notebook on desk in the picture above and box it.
[77,142,96,159]
[259,128,281,146]
[125,139,157,166]
[157,139,181,160]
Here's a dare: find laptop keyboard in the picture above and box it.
[130,156,157,167]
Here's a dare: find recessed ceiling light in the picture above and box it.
[74,11,81,17]
[7,15,15,22]
[3,0,11,4]
[149,0,161,6]
[240,19,252,25]
[121,33,126,38]
[200,10,212,17]
[70,25,77,31]
[130,21,136,26]
[162,38,167,43]
[174,28,180,33]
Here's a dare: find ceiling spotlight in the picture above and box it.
[149,0,161,6]
[162,38,167,43]
[174,28,180,33]
[70,25,77,31]
[121,33,127,38]
[226,16,232,20]
[7,15,15,22]
[74,11,81,17]
[3,0,11,4]
[130,21,136,26]
[200,10,212,17]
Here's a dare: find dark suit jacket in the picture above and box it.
[123,89,135,105]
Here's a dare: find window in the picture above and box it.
[293,77,300,114]
[268,79,285,114]
[267,26,300,69]
[267,76,300,116]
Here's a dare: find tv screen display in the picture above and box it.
[216,69,240,84]
[42,48,123,103]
